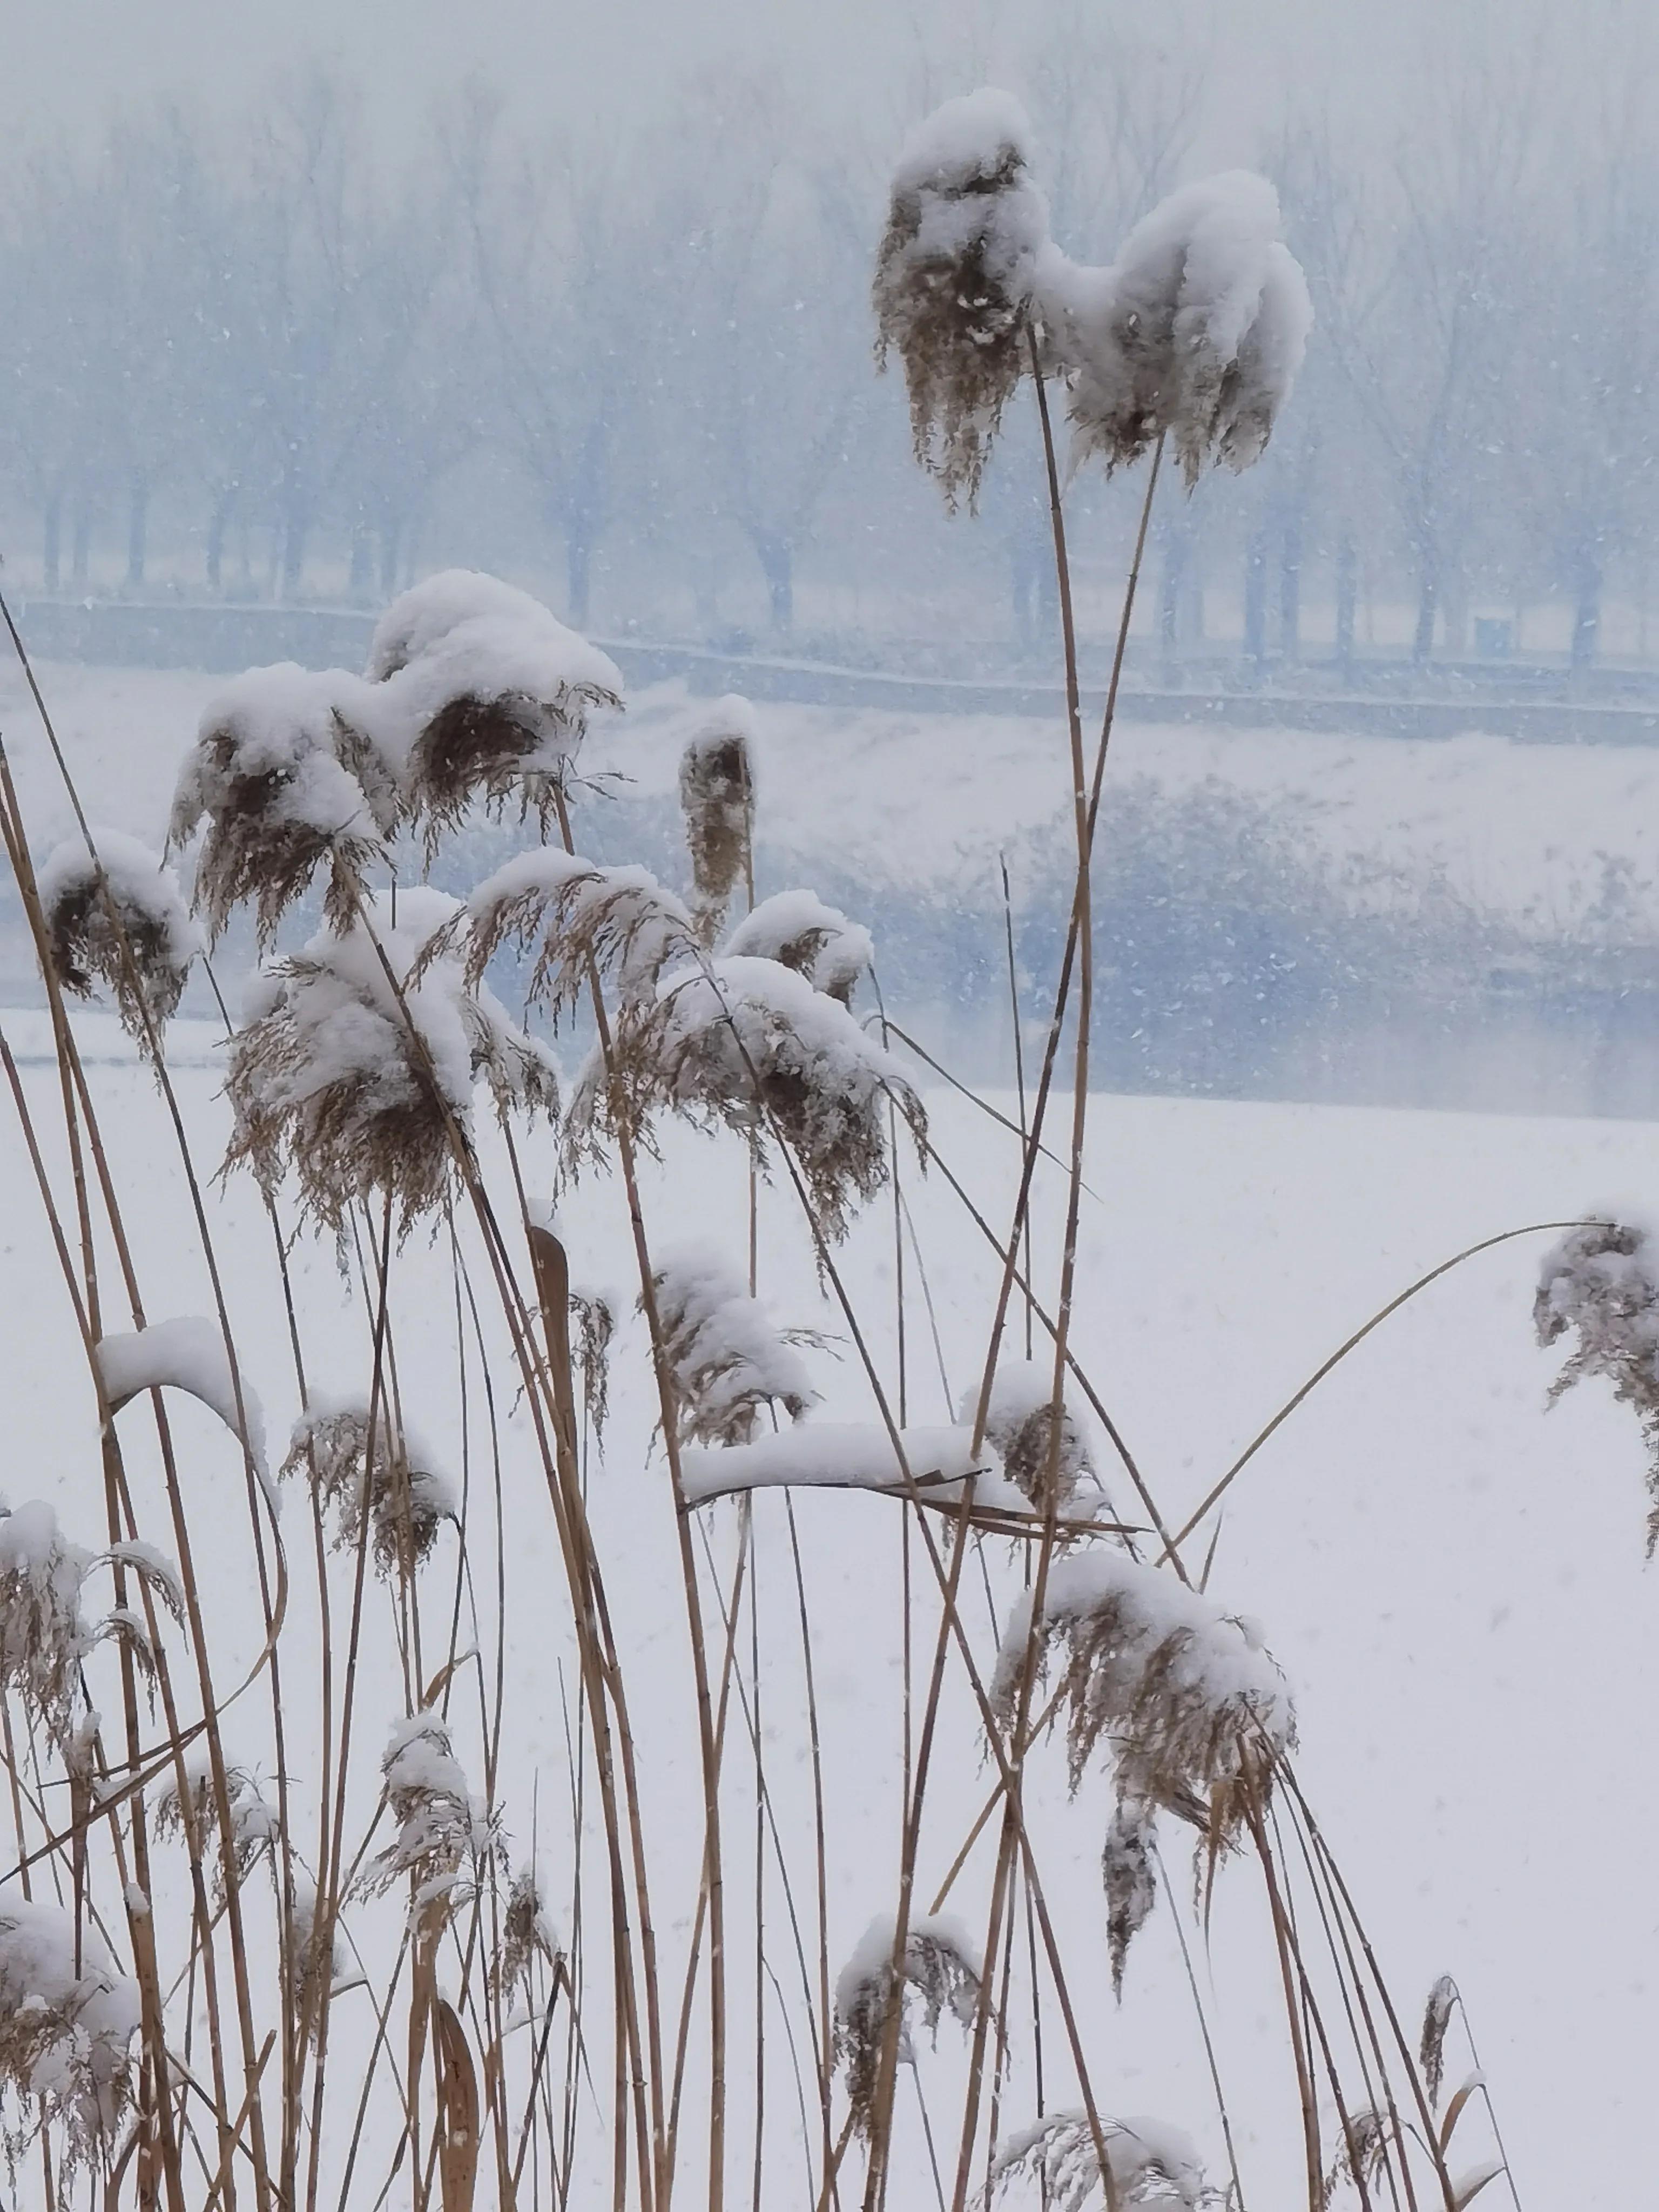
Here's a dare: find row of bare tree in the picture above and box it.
[2,32,1656,663]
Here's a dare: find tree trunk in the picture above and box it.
[1334,535,1357,679]
[756,535,793,635]
[1279,511,1302,663]
[71,504,91,590]
[44,495,62,594]
[1572,555,1602,672]
[349,526,374,600]
[205,485,236,596]
[125,474,149,590]
[279,477,308,601]
[1412,556,1438,666]
[1243,531,1269,676]
[1159,529,1188,684]
[566,531,592,629]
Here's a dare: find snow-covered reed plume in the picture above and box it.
[496,1863,563,2004]
[0,1897,140,2175]
[170,663,394,943]
[0,1499,93,1743]
[39,827,201,1038]
[967,1363,1098,1516]
[992,1552,1295,1850]
[359,1708,503,1932]
[283,1395,458,1581]
[989,2111,1214,2209]
[224,887,558,1239]
[1102,1799,1158,1999]
[459,848,696,1021]
[678,695,757,941]
[1534,1218,1659,1552]
[287,1874,362,2040]
[155,1751,280,1899]
[566,955,925,1243]
[1037,172,1312,485]
[874,90,1049,507]
[365,569,623,839]
[649,1246,819,1447]
[722,889,874,1007]
[834,1913,981,2140]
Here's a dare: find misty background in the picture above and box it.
[4,0,1659,1114]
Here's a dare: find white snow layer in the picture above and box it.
[678,1421,1028,1510]
[37,827,200,961]
[721,889,874,1000]
[96,1316,269,1487]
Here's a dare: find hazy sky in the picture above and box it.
[10,0,1548,162]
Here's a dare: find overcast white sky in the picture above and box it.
[8,0,1581,165]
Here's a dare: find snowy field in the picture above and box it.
[3,1017,1656,2207]
[11,655,1659,930]
[4,640,1659,2203]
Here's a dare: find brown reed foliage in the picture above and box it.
[679,699,756,940]
[873,94,1047,508]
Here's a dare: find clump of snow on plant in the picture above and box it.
[462,847,696,1018]
[989,2109,1211,2208]
[39,826,201,1036]
[223,887,557,1238]
[679,694,757,938]
[0,1894,140,2170]
[1036,171,1312,484]
[723,889,874,1005]
[0,1500,95,1741]
[97,1316,269,1491]
[834,1911,982,2139]
[994,1549,1295,1848]
[565,955,925,1245]
[359,1709,503,1930]
[678,1421,1026,1513]
[171,662,394,942]
[284,1390,458,1580]
[874,90,1049,508]
[1534,1216,1659,1553]
[967,1361,1101,1516]
[650,1246,819,1448]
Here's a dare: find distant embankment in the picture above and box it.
[13,597,1659,746]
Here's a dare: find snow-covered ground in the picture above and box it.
[3,1011,1655,2206]
[10,656,1659,932]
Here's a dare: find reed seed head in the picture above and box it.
[874,90,1049,508]
[834,1913,981,2141]
[679,696,757,941]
